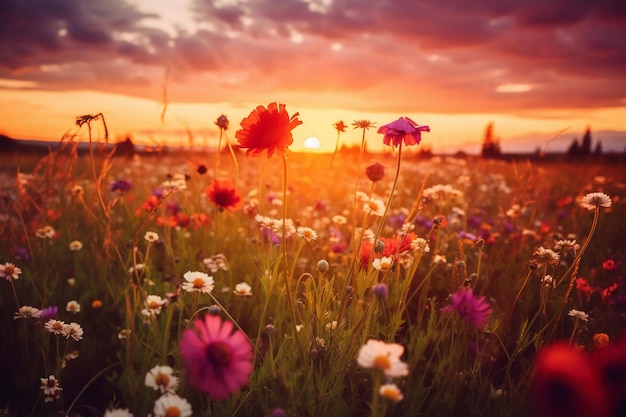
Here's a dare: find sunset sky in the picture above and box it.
[1,0,625,153]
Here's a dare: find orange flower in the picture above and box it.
[593,333,610,348]
[206,180,243,211]
[235,103,302,157]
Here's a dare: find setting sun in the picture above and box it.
[303,136,321,150]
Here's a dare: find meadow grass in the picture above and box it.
[0,137,624,417]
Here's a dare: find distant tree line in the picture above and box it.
[480,123,609,159]
[565,127,603,158]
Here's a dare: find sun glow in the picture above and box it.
[303,136,321,149]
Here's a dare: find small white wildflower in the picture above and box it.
[296,226,318,242]
[0,262,22,281]
[372,256,393,271]
[14,305,42,320]
[363,198,386,217]
[541,275,556,288]
[45,319,66,335]
[325,320,337,331]
[568,309,589,322]
[63,322,84,341]
[580,192,612,210]
[181,271,214,294]
[379,383,404,403]
[433,255,447,264]
[410,237,430,253]
[69,240,83,251]
[66,300,81,314]
[144,231,159,243]
[145,365,179,394]
[233,282,252,296]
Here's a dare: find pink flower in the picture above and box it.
[377,117,430,148]
[179,314,253,400]
[443,287,492,329]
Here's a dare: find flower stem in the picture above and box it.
[282,154,305,363]
[562,206,600,302]
[372,143,403,257]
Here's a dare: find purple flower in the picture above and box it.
[261,228,281,245]
[373,283,389,300]
[377,117,430,148]
[39,306,58,322]
[166,202,182,216]
[152,188,164,198]
[14,246,30,261]
[111,179,132,193]
[271,409,287,417]
[443,288,492,329]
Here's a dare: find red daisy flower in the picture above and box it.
[206,180,243,211]
[235,102,302,157]
[179,314,253,400]
[377,117,430,148]
[333,120,347,132]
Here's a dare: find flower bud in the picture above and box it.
[207,305,221,315]
[365,162,385,182]
[373,283,389,300]
[317,259,330,273]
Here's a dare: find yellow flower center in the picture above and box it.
[155,373,170,387]
[373,355,391,370]
[193,278,205,288]
[164,406,181,417]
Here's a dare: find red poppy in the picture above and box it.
[359,233,416,268]
[206,180,243,211]
[600,282,618,301]
[602,259,616,272]
[235,102,302,157]
[576,277,592,299]
[531,343,611,417]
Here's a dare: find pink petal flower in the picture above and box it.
[180,315,253,400]
[377,117,430,148]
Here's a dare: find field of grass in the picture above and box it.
[0,129,625,417]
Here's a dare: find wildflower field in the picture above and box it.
[1,107,625,417]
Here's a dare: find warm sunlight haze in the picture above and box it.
[302,136,321,151]
[1,2,626,416]
[1,0,625,154]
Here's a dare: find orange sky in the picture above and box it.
[1,0,625,153]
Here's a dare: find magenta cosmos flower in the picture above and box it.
[377,117,430,147]
[179,314,253,400]
[443,287,492,329]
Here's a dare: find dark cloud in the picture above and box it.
[0,0,154,69]
[0,0,625,113]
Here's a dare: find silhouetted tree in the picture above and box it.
[481,122,502,158]
[0,134,17,153]
[566,138,580,157]
[594,141,602,156]
[113,136,136,158]
[581,126,592,156]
